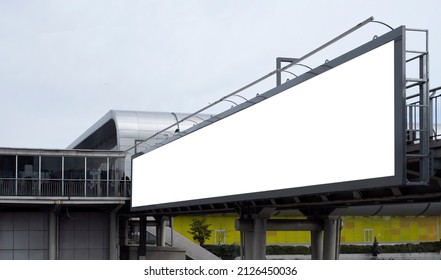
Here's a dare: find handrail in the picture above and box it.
[407,86,441,141]
[0,178,130,198]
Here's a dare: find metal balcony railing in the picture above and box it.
[0,178,130,198]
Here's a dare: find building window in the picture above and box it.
[0,155,16,178]
[41,157,62,180]
[17,156,39,179]
[364,228,374,243]
[0,155,16,195]
[86,157,107,181]
[86,157,107,197]
[64,157,85,196]
[64,157,85,180]
[214,229,227,245]
[41,156,62,196]
[109,158,124,181]
[17,156,39,196]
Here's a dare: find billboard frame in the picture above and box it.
[131,26,406,212]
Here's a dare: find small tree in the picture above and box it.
[188,218,212,246]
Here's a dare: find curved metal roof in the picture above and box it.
[67,110,210,151]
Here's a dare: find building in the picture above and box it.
[0,147,128,260]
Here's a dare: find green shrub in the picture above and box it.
[203,244,240,260]
[266,245,310,255]
[340,244,372,254]
[203,241,441,259]
[378,241,441,253]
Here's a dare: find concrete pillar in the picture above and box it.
[239,230,244,259]
[139,216,147,260]
[48,211,57,260]
[237,208,274,260]
[121,217,129,246]
[253,217,267,260]
[323,218,338,260]
[155,216,166,247]
[238,218,255,260]
[310,230,323,260]
[241,223,254,260]
[169,217,174,247]
[109,211,118,260]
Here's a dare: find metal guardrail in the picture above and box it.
[429,86,441,139]
[0,178,130,198]
[407,86,441,143]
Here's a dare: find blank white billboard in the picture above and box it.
[132,31,404,210]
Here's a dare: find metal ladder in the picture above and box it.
[405,28,430,185]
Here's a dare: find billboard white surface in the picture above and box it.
[132,31,404,210]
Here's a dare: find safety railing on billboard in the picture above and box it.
[0,178,130,198]
[406,88,441,142]
[429,86,441,139]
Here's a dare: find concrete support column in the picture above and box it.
[323,218,339,260]
[121,217,129,246]
[240,219,254,260]
[252,217,267,260]
[109,211,118,260]
[139,216,147,260]
[310,230,323,260]
[238,209,273,260]
[169,217,174,247]
[239,230,244,259]
[48,211,57,260]
[155,216,166,247]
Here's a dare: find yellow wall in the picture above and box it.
[173,214,241,245]
[341,216,440,243]
[174,215,441,245]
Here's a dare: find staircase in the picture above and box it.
[146,226,221,260]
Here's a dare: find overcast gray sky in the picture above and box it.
[1,0,440,149]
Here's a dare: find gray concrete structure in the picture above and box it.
[0,148,128,260]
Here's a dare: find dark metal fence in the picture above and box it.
[0,178,130,197]
[406,86,441,143]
